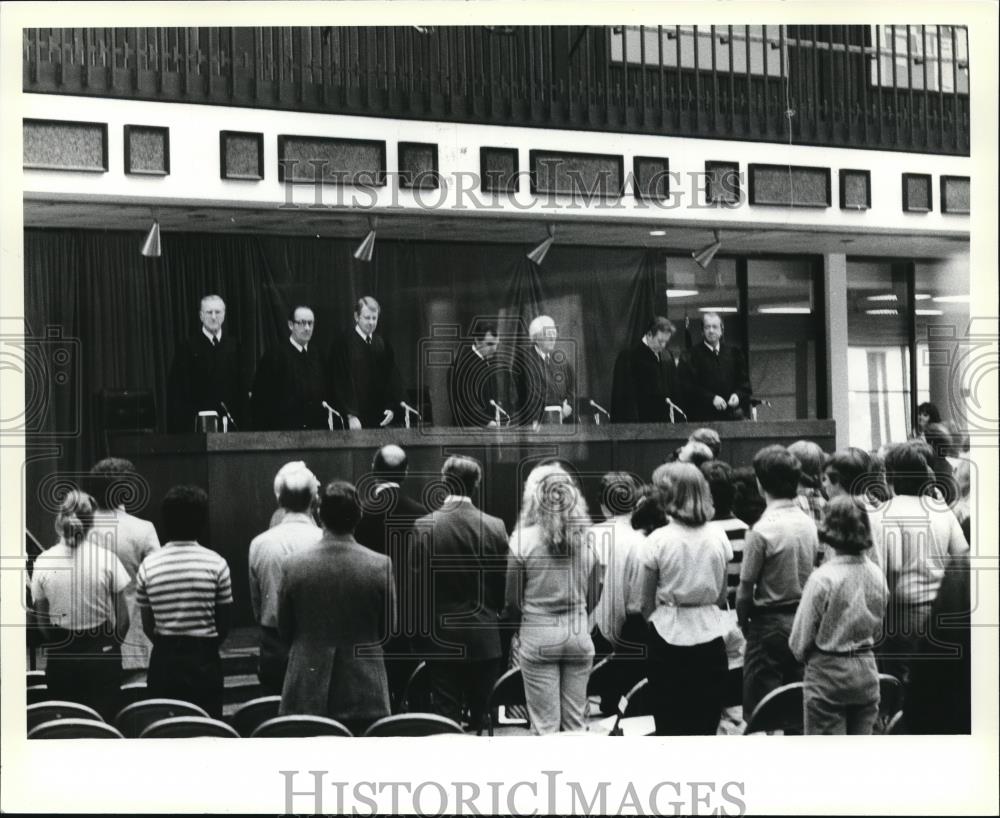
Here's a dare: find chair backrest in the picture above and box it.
[744,682,805,735]
[28,718,124,739]
[877,673,904,719]
[885,710,906,735]
[27,700,104,731]
[400,661,431,713]
[585,656,613,697]
[484,667,527,736]
[116,699,210,738]
[363,713,465,738]
[608,678,655,736]
[230,696,282,737]
[140,716,240,738]
[26,685,50,705]
[251,715,354,738]
[26,670,46,687]
[119,681,154,709]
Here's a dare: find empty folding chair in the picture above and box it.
[251,715,353,738]
[140,716,240,738]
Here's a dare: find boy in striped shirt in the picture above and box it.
[137,485,233,717]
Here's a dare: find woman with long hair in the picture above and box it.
[634,462,732,735]
[504,463,601,734]
[31,490,131,720]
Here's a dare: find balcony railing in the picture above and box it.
[23,25,970,155]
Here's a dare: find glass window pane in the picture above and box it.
[847,259,912,451]
[746,258,818,420]
[664,255,740,357]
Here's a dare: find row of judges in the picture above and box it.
[168,295,752,433]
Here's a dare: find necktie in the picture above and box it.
[211,335,218,347]
[366,336,372,346]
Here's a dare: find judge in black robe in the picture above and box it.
[610,317,680,423]
[511,316,575,427]
[679,312,752,422]
[447,326,502,427]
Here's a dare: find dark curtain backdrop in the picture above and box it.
[24,228,667,477]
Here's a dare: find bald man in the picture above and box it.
[353,444,426,709]
[248,461,323,693]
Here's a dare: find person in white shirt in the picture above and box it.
[633,463,732,735]
[31,490,131,719]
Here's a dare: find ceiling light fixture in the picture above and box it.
[140,219,161,258]
[691,229,722,269]
[526,224,556,265]
[353,217,377,262]
[666,289,699,298]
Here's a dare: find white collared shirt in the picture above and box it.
[442,494,473,505]
[534,345,549,361]
[373,481,401,496]
[704,341,720,354]
[202,326,222,344]
[642,336,660,361]
[355,324,372,344]
[289,336,307,353]
[472,345,485,361]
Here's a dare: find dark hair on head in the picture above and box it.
[600,471,643,515]
[442,455,482,497]
[372,444,408,483]
[824,447,874,496]
[753,445,801,500]
[475,322,498,339]
[288,304,313,322]
[731,466,767,526]
[86,457,138,510]
[917,402,941,424]
[630,484,668,535]
[883,441,931,497]
[923,422,954,457]
[161,485,209,543]
[701,460,735,518]
[817,495,873,554]
[645,316,675,338]
[54,489,97,547]
[689,428,722,458]
[678,440,714,468]
[318,480,362,534]
[788,440,826,489]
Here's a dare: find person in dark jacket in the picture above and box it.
[679,312,752,422]
[610,316,681,423]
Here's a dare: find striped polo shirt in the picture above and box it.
[135,541,233,638]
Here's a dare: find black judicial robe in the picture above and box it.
[679,342,752,422]
[167,332,247,432]
[448,345,503,427]
[511,345,575,426]
[329,330,404,428]
[610,341,679,423]
[250,341,331,431]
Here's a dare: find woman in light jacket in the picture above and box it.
[504,464,601,734]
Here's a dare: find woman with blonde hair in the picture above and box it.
[504,463,601,733]
[31,489,131,719]
[633,462,732,735]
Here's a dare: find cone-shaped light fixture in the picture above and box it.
[353,218,377,262]
[141,220,161,258]
[691,230,721,269]
[526,224,555,265]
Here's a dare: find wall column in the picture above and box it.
[824,254,849,450]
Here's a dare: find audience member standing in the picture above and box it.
[354,444,426,709]
[788,440,828,564]
[248,461,322,694]
[504,464,600,734]
[167,294,247,432]
[278,481,395,735]
[821,447,884,569]
[31,490,130,720]
[413,456,508,731]
[868,441,968,685]
[84,458,161,681]
[634,463,732,735]
[329,296,404,429]
[736,445,817,719]
[136,486,233,718]
[790,497,888,734]
[702,460,749,610]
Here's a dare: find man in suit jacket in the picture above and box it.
[448,323,503,427]
[353,444,426,709]
[413,456,508,730]
[679,312,752,422]
[278,480,395,736]
[511,315,575,427]
[84,458,161,680]
[610,316,681,423]
[328,296,404,429]
[167,294,247,432]
[251,305,342,431]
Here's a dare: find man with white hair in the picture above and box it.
[512,314,575,426]
[248,460,322,693]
